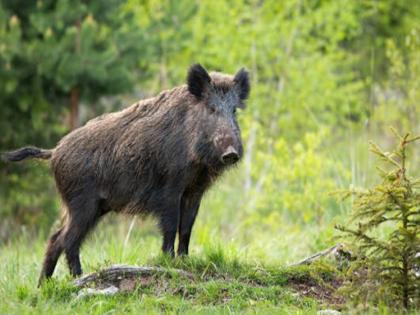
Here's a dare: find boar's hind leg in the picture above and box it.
[62,197,102,277]
[38,227,65,286]
[178,194,201,256]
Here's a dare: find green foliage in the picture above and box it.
[0,0,144,236]
[337,129,420,310]
[248,128,349,224]
[372,29,420,138]
[347,0,420,81]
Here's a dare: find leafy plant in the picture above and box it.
[337,128,420,310]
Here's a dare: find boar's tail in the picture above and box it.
[2,147,53,162]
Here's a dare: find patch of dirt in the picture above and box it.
[119,278,138,292]
[288,276,345,307]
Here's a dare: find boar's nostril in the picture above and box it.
[221,146,239,165]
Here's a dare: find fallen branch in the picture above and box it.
[288,244,349,267]
[73,264,192,288]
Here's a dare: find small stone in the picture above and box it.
[317,310,341,315]
[76,285,119,299]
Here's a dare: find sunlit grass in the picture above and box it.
[1,230,330,314]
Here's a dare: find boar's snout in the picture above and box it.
[221,145,239,165]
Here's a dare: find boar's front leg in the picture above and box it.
[159,203,181,257]
[177,192,202,256]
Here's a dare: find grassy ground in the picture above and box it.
[0,220,346,315]
[1,218,418,314]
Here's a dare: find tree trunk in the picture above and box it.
[68,18,81,131]
[69,87,80,130]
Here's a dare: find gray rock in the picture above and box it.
[75,285,119,299]
[317,310,341,315]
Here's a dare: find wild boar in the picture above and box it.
[3,64,250,285]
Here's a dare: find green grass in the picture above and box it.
[0,222,343,315]
[2,219,418,314]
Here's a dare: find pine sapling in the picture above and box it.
[336,128,420,310]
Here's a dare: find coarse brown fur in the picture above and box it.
[3,64,250,286]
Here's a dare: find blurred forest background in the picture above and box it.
[0,0,419,265]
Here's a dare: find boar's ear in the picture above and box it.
[234,68,250,101]
[187,64,211,99]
